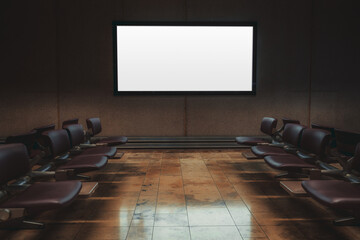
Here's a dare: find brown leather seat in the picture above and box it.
[86,118,128,146]
[64,124,117,158]
[302,180,360,211]
[81,146,117,158]
[235,117,277,146]
[251,123,306,157]
[0,144,82,216]
[251,145,290,157]
[57,155,108,173]
[264,154,316,170]
[301,143,360,224]
[42,129,108,173]
[1,181,82,215]
[264,128,331,171]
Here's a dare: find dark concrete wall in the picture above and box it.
[0,0,359,137]
[310,0,360,131]
[0,1,58,134]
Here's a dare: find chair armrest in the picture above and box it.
[4,184,31,192]
[69,149,82,155]
[283,146,298,153]
[257,142,285,148]
[30,171,56,179]
[296,151,316,160]
[320,169,344,176]
[0,208,26,221]
[79,143,97,148]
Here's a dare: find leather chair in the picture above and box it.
[236,117,300,146]
[278,118,301,133]
[251,123,306,157]
[311,123,336,148]
[32,124,56,135]
[86,117,127,146]
[335,129,360,156]
[5,130,39,159]
[0,143,82,229]
[62,118,79,128]
[264,128,331,178]
[235,117,278,146]
[32,124,56,150]
[302,143,360,226]
[42,129,108,174]
[63,124,117,158]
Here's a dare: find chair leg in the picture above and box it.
[76,174,91,180]
[275,172,307,178]
[0,219,44,229]
[112,152,124,159]
[333,217,360,226]
[275,172,295,178]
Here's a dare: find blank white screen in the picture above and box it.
[116,25,254,92]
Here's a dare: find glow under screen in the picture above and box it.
[114,24,256,94]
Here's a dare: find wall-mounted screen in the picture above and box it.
[113,22,257,95]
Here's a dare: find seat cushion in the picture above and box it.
[0,181,82,215]
[98,136,128,146]
[58,155,108,173]
[235,136,270,146]
[302,180,360,211]
[264,154,316,170]
[251,145,289,157]
[81,146,117,158]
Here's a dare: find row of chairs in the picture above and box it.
[0,117,127,229]
[236,117,360,225]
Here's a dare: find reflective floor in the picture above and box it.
[1,149,360,240]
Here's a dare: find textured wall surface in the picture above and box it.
[310,0,360,131]
[0,0,359,137]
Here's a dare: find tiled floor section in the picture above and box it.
[1,149,360,239]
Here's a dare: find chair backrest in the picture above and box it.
[0,144,30,185]
[260,117,277,136]
[63,124,85,147]
[32,124,56,149]
[275,118,300,134]
[86,118,102,136]
[300,128,331,158]
[42,129,71,157]
[282,123,306,146]
[335,129,360,156]
[62,118,79,128]
[33,124,56,136]
[350,143,360,172]
[5,130,37,154]
[282,118,300,126]
[311,123,336,148]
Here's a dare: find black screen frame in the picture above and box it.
[113,21,257,96]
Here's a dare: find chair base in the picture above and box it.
[113,152,124,159]
[79,182,98,197]
[242,151,260,160]
[280,181,308,197]
[274,171,307,179]
[0,219,44,229]
[55,170,91,181]
[333,217,360,226]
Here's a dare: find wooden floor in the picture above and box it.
[1,149,360,240]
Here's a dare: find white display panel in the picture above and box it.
[114,23,256,94]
